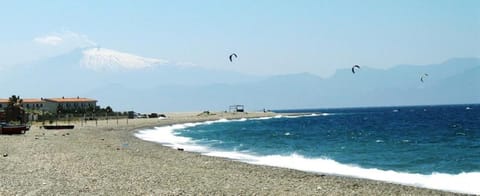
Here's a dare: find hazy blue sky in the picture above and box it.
[1,0,479,77]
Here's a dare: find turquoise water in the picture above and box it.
[136,104,480,194]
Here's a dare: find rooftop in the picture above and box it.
[22,98,45,103]
[0,97,97,103]
[44,97,97,103]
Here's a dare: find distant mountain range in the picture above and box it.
[1,47,478,112]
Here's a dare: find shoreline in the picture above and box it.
[1,112,457,195]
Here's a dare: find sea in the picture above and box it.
[135,104,480,194]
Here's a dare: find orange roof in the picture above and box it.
[22,98,45,103]
[1,97,97,103]
[0,98,45,103]
[44,97,97,103]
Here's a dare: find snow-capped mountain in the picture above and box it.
[80,48,168,71]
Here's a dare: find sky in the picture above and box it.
[0,0,479,77]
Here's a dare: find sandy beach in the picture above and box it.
[0,112,457,195]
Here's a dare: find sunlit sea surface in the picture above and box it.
[136,104,480,194]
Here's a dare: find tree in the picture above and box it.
[57,104,64,115]
[105,106,113,114]
[5,95,25,123]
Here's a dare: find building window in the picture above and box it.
[0,104,2,108]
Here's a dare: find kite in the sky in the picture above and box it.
[420,73,429,83]
[352,65,360,74]
[229,53,238,62]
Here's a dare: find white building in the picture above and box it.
[0,97,97,113]
[43,97,97,113]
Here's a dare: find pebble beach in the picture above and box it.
[0,112,457,195]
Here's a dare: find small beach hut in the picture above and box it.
[229,105,244,113]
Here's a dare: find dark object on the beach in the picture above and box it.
[100,138,105,141]
[116,147,120,150]
[198,111,211,116]
[127,111,135,119]
[352,65,360,74]
[148,113,158,118]
[177,148,184,151]
[135,113,148,118]
[229,53,238,62]
[43,125,74,130]
[420,73,429,83]
[3,153,8,157]
[66,133,70,136]
[62,134,65,136]
[0,123,30,135]
[158,114,166,118]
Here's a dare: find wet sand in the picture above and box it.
[0,112,457,195]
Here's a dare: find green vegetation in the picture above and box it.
[4,95,26,124]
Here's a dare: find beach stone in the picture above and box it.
[2,153,7,157]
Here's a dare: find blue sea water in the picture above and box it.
[136,104,480,194]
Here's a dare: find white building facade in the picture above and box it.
[0,97,97,113]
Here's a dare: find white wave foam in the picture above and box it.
[135,117,480,194]
[231,118,247,122]
[284,113,323,118]
[135,118,248,152]
[251,116,274,120]
[284,115,302,118]
[201,151,480,194]
[252,113,324,120]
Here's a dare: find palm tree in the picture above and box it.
[6,95,25,123]
[105,106,113,114]
[8,95,22,108]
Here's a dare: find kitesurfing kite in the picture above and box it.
[420,73,429,83]
[229,53,238,62]
[352,65,360,74]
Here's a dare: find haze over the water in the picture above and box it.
[0,1,479,111]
